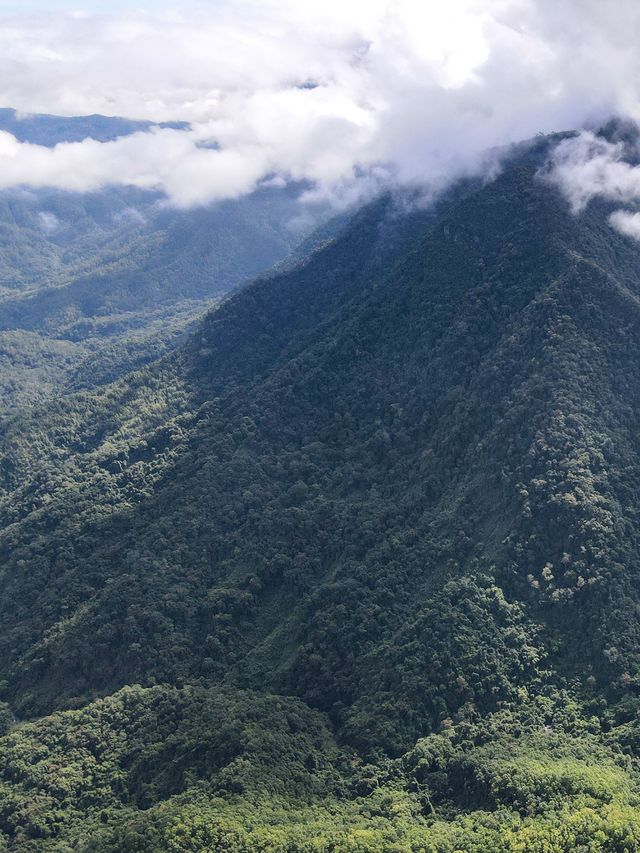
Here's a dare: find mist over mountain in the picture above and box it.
[2,2,638,207]
[5,2,640,851]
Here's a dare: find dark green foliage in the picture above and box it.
[4,133,640,848]
[0,684,347,847]
[0,704,11,737]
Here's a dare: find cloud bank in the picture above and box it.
[547,133,640,212]
[1,0,640,207]
[546,131,640,241]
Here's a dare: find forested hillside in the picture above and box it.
[3,133,640,850]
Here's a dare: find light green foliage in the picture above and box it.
[3,689,640,851]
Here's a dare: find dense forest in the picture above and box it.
[3,130,640,849]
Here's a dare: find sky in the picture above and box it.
[0,1,145,10]
[0,0,640,215]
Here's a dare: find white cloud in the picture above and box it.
[1,0,640,206]
[609,210,640,240]
[0,128,271,207]
[545,132,640,212]
[545,130,640,241]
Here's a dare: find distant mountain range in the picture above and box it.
[0,107,188,146]
[2,128,640,850]
[0,109,333,411]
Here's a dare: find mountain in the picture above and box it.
[0,107,188,146]
[3,133,640,850]
[0,110,329,412]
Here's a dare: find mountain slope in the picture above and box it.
[3,134,640,849]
